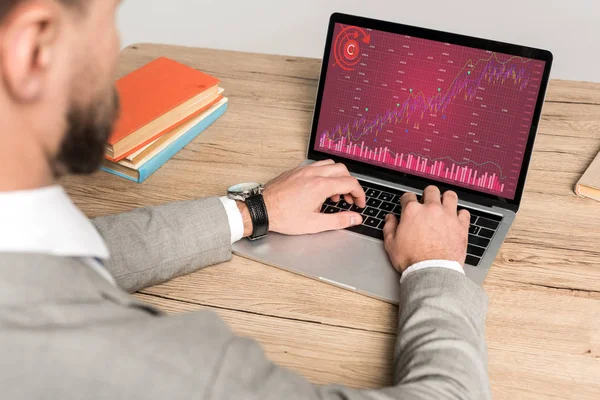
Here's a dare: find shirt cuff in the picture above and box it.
[219,197,244,244]
[400,260,465,284]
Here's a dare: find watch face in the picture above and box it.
[229,182,261,194]
[228,182,264,201]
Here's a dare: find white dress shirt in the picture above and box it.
[0,187,463,286]
[219,197,245,243]
[0,186,115,284]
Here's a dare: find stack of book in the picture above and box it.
[102,57,228,182]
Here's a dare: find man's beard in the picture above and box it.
[53,88,120,176]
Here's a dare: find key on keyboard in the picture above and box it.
[365,189,381,198]
[364,217,381,228]
[337,200,352,210]
[378,192,394,202]
[377,210,390,220]
[350,204,364,213]
[363,207,379,217]
[366,198,382,208]
[380,202,395,212]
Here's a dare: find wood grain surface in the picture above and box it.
[61,44,600,399]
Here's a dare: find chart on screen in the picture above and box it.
[315,24,546,200]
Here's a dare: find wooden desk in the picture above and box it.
[62,44,600,400]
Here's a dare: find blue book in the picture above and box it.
[101,100,228,183]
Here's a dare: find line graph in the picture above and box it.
[322,53,532,144]
[315,23,546,198]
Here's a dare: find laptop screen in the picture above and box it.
[314,23,547,200]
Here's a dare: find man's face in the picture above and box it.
[54,0,122,175]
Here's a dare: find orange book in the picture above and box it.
[106,57,220,162]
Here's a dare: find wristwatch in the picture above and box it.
[227,182,269,241]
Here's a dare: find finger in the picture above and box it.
[343,193,354,205]
[400,192,418,209]
[308,159,335,168]
[331,195,341,203]
[442,190,459,213]
[322,176,366,208]
[310,163,351,178]
[422,186,441,204]
[382,213,398,245]
[311,211,363,232]
[458,209,471,228]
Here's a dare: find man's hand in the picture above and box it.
[238,160,366,237]
[383,186,470,272]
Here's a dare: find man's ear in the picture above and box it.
[0,2,60,103]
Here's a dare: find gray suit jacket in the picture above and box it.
[0,197,491,399]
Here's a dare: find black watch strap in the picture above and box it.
[246,194,269,240]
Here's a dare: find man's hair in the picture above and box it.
[0,0,81,23]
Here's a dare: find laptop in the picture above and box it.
[233,13,553,303]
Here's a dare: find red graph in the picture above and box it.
[315,24,546,199]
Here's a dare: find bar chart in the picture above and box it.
[320,135,505,193]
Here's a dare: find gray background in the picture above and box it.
[117,0,599,82]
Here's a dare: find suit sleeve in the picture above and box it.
[92,197,232,293]
[205,268,491,400]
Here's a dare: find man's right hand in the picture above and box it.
[237,160,367,237]
[383,186,471,273]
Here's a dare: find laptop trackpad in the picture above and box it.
[232,230,401,304]
[291,230,401,303]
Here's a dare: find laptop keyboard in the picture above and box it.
[320,180,502,267]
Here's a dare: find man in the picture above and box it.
[0,0,490,399]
